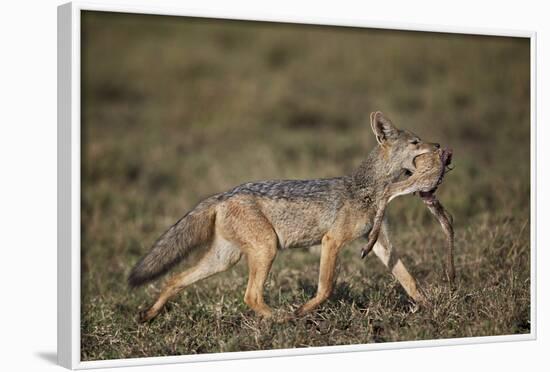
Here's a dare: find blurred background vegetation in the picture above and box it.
[81,11,530,360]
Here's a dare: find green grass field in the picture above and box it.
[80,11,531,361]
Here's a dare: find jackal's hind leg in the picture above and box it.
[243,241,277,318]
[138,239,241,322]
[372,223,427,305]
[217,198,279,319]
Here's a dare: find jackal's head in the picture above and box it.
[370,111,441,176]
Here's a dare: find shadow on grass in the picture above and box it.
[298,279,375,309]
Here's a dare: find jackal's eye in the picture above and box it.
[409,139,419,145]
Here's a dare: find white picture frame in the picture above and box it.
[57,1,537,369]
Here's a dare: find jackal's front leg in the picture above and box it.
[295,234,344,316]
[373,223,428,305]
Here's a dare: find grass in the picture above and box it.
[80,11,531,361]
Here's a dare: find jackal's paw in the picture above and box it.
[137,309,155,323]
[294,305,315,318]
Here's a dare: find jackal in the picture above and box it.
[128,111,442,322]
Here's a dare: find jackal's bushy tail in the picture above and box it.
[127,199,217,287]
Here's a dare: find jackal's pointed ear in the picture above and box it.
[370,111,398,144]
